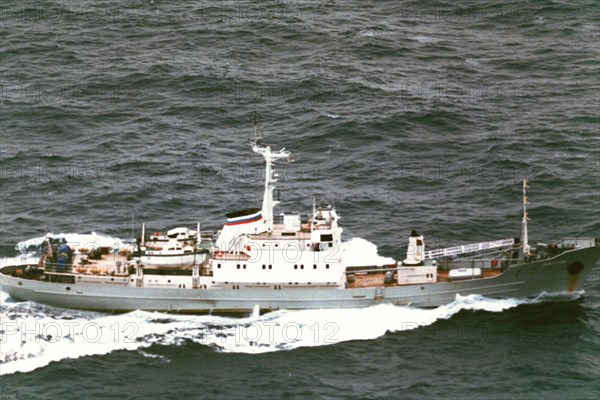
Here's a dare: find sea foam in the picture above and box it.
[0,291,536,375]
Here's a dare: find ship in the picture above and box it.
[1,139,598,313]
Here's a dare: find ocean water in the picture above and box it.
[1,0,599,399]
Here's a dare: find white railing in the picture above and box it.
[424,238,515,259]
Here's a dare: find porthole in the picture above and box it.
[66,286,71,291]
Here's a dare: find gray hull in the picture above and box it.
[2,246,598,313]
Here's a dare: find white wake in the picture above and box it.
[0,292,536,375]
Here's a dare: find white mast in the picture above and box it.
[251,139,291,232]
[521,180,530,256]
[196,221,201,245]
[311,196,316,234]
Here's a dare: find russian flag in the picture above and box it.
[225,210,263,226]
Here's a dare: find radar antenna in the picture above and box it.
[250,119,291,232]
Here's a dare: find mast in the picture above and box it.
[251,139,291,232]
[311,196,316,234]
[521,180,530,256]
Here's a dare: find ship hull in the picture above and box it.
[1,246,597,313]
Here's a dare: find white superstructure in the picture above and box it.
[210,140,345,287]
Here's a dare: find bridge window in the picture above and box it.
[320,234,333,242]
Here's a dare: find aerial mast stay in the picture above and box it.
[521,180,531,256]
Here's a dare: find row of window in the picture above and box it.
[216,263,331,270]
[222,282,335,286]
[294,264,330,270]
[256,242,334,248]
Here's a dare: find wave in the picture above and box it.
[342,237,396,266]
[0,292,536,375]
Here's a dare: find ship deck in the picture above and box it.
[26,252,133,277]
[247,223,334,240]
[347,269,504,288]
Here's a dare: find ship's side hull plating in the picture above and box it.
[1,246,597,313]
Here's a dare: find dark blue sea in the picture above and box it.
[1,1,599,399]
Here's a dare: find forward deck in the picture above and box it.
[346,269,504,289]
